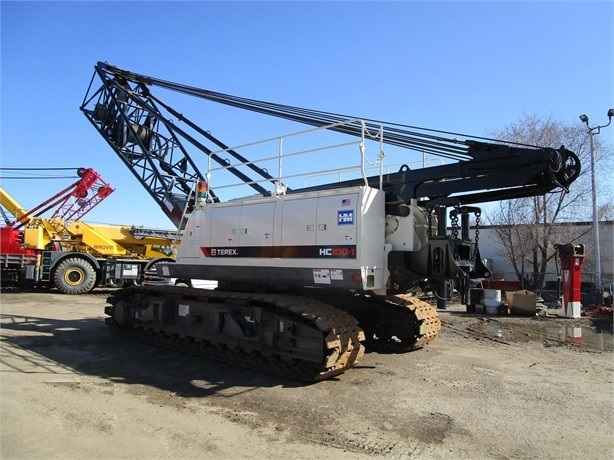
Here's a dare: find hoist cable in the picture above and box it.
[100,63,546,164]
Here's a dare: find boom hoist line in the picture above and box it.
[81,62,580,225]
[150,83,581,207]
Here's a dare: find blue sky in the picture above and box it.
[1,1,613,229]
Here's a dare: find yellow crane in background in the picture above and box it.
[1,168,179,294]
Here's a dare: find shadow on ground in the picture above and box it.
[1,309,306,398]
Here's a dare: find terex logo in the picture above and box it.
[209,248,239,257]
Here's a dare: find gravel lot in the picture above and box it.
[1,290,612,459]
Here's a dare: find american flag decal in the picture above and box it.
[341,198,351,206]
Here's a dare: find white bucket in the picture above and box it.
[483,296,501,315]
[483,298,502,308]
[483,289,501,301]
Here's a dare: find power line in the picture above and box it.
[0,176,78,180]
[0,168,81,180]
[0,167,81,171]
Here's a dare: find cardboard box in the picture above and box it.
[506,290,538,316]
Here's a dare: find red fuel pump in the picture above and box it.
[555,243,585,318]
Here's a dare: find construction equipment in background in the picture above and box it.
[0,167,178,294]
[81,62,581,380]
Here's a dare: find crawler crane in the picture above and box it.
[81,62,581,380]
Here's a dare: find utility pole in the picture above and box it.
[578,109,614,294]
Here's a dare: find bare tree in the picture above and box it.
[486,114,613,289]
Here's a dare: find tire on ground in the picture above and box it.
[53,257,97,294]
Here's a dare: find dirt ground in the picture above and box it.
[1,290,612,460]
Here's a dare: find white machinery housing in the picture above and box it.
[166,186,398,293]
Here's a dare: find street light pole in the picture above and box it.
[579,109,614,295]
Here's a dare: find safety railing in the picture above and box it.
[202,118,386,201]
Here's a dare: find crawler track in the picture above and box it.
[364,294,442,352]
[104,287,441,380]
[105,286,365,382]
